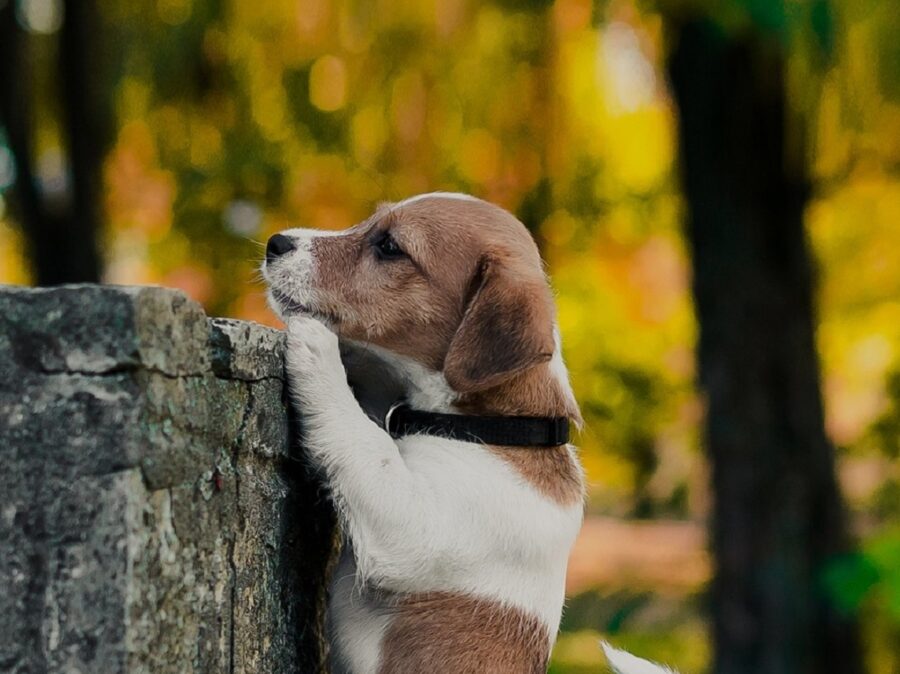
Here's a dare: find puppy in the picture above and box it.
[262,193,672,674]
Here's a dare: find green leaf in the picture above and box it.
[822,553,880,615]
[736,0,787,35]
[809,0,834,56]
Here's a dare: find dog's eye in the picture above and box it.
[373,232,405,261]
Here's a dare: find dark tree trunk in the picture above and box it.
[0,4,43,251]
[666,18,863,674]
[0,0,107,285]
[53,0,109,283]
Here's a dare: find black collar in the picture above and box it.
[383,403,570,447]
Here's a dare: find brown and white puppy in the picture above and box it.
[262,193,657,673]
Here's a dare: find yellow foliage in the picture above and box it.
[0,215,30,285]
[309,55,348,112]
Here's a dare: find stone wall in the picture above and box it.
[0,285,336,674]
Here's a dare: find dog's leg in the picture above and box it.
[284,316,437,586]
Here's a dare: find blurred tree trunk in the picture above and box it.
[516,3,554,245]
[666,18,863,674]
[0,0,108,284]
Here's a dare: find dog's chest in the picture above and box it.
[325,438,582,673]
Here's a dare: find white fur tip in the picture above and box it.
[601,641,677,674]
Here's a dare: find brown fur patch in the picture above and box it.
[456,363,584,507]
[377,592,551,674]
[487,443,583,507]
[443,253,556,393]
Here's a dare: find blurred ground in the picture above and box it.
[567,516,708,596]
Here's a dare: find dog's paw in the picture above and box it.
[284,317,347,400]
[285,315,341,370]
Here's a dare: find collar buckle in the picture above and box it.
[383,401,407,437]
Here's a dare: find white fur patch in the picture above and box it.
[602,642,678,674]
[262,228,345,323]
[391,191,482,210]
[261,230,313,321]
[388,434,582,632]
[549,325,579,422]
[279,227,344,238]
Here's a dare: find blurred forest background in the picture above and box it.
[1,0,899,672]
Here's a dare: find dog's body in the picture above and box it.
[262,193,671,673]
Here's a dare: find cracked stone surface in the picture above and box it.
[0,285,336,674]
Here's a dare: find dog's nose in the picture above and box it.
[266,233,296,262]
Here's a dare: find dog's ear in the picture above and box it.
[444,255,555,393]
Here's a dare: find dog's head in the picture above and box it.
[262,192,560,395]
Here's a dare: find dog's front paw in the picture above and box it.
[284,316,347,403]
